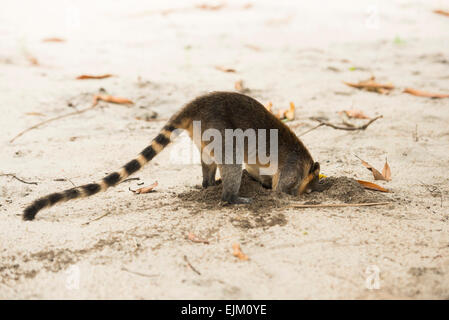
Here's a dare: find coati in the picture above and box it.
[23,91,320,221]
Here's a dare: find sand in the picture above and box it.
[1,0,448,299]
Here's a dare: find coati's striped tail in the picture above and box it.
[23,124,177,221]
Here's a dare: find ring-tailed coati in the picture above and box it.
[23,91,320,221]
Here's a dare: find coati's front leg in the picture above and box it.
[219,164,252,204]
[201,160,217,188]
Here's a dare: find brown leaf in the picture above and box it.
[93,94,134,106]
[27,55,39,66]
[187,232,209,244]
[232,243,249,261]
[434,9,449,17]
[403,88,449,99]
[25,112,45,116]
[344,76,394,94]
[131,181,158,194]
[42,38,65,42]
[275,102,296,121]
[340,109,370,119]
[215,66,236,73]
[356,180,389,193]
[355,155,389,181]
[196,3,225,10]
[285,102,295,121]
[264,102,273,113]
[234,80,249,93]
[245,44,261,51]
[76,74,113,80]
[382,159,392,181]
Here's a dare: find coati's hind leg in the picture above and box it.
[201,160,217,188]
[219,164,252,204]
[245,164,272,189]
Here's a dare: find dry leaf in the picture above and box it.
[285,102,295,121]
[434,9,449,17]
[76,74,113,80]
[187,232,209,244]
[27,55,39,66]
[25,112,45,116]
[382,159,391,181]
[344,76,394,94]
[215,66,236,73]
[277,102,296,121]
[42,38,65,42]
[93,94,134,106]
[356,180,389,193]
[403,88,449,99]
[340,109,370,119]
[232,243,249,261]
[196,3,225,10]
[245,44,261,51]
[131,181,158,194]
[234,80,250,93]
[355,155,390,181]
[264,102,273,113]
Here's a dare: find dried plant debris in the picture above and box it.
[339,109,370,119]
[232,243,249,261]
[264,101,295,121]
[234,80,250,93]
[42,38,65,42]
[403,88,449,99]
[356,180,389,193]
[355,155,391,181]
[215,66,236,73]
[344,76,394,94]
[93,95,134,106]
[130,181,158,194]
[433,9,449,17]
[76,74,113,80]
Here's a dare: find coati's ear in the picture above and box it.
[310,162,320,176]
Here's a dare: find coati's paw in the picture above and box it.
[224,196,253,204]
[202,179,222,188]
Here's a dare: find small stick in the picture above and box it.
[121,267,158,278]
[121,177,140,183]
[82,211,112,225]
[0,173,38,185]
[311,115,383,131]
[297,123,325,137]
[10,103,98,143]
[184,255,201,275]
[291,202,390,208]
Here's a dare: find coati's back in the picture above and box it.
[182,92,310,154]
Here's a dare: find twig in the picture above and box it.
[121,267,158,278]
[297,123,325,137]
[310,115,383,131]
[121,177,140,183]
[291,202,390,208]
[184,255,201,275]
[0,173,38,185]
[81,211,112,225]
[10,102,98,143]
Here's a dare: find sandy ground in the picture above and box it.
[1,0,449,299]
